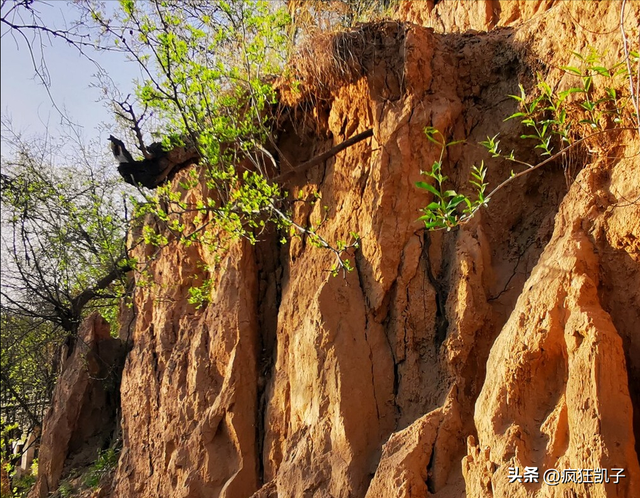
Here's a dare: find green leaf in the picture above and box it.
[423,220,443,230]
[537,79,552,97]
[561,65,582,76]
[446,139,465,147]
[416,181,441,197]
[423,127,443,145]
[505,112,526,121]
[447,195,467,210]
[571,51,585,61]
[590,66,610,77]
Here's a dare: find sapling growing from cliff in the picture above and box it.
[418,46,640,231]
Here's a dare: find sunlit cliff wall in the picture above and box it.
[32,2,640,497]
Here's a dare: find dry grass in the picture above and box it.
[277,21,406,105]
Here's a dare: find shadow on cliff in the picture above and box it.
[598,223,640,458]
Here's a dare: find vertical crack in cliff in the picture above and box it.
[354,251,381,424]
[148,347,160,483]
[369,264,402,420]
[425,413,447,495]
[488,238,534,301]
[421,233,449,349]
[255,232,284,485]
[425,437,438,494]
[387,274,402,416]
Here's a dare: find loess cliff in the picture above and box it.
[31,1,639,497]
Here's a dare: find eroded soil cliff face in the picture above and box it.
[33,1,639,497]
[30,314,125,498]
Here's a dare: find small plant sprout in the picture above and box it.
[416,128,488,231]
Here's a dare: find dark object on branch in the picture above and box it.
[108,135,134,164]
[109,135,199,189]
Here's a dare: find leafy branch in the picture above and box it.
[416,128,487,230]
[418,46,639,231]
[85,0,364,291]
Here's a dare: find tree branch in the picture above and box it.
[0,370,41,429]
[274,128,373,182]
[70,262,132,317]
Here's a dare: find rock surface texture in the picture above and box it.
[34,1,639,497]
[29,313,125,498]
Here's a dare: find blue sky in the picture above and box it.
[1,1,140,145]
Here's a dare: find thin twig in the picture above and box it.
[620,0,640,137]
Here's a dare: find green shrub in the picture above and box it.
[83,448,120,489]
